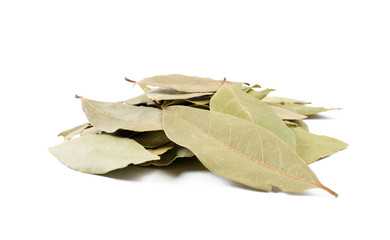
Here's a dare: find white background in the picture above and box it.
[1,1,389,239]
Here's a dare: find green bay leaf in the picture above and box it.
[162,106,337,196]
[210,84,296,149]
[79,97,163,133]
[49,134,160,174]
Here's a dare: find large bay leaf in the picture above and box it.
[162,106,337,196]
[140,145,194,167]
[291,127,348,164]
[132,130,171,148]
[138,74,245,93]
[247,88,275,100]
[79,96,163,133]
[58,123,89,140]
[147,88,213,100]
[210,84,296,149]
[277,103,339,116]
[268,104,307,120]
[49,134,160,174]
[263,96,311,104]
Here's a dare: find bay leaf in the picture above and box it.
[268,104,307,120]
[120,93,153,105]
[291,127,348,164]
[210,84,296,149]
[49,134,160,174]
[140,145,194,167]
[80,125,102,136]
[147,88,213,100]
[284,120,298,127]
[138,74,245,93]
[247,88,275,100]
[263,96,311,104]
[241,84,261,93]
[146,142,176,155]
[292,119,309,131]
[132,130,171,148]
[58,123,89,140]
[78,96,163,133]
[162,106,337,196]
[277,103,339,116]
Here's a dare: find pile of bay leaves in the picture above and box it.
[49,74,347,197]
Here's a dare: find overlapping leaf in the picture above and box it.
[210,84,296,149]
[138,74,245,92]
[162,105,337,196]
[49,134,160,174]
[291,127,348,164]
[79,96,163,133]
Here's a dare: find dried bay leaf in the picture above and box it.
[268,104,307,120]
[58,123,89,140]
[291,127,348,164]
[210,84,296,149]
[162,106,337,196]
[78,96,163,133]
[292,119,309,131]
[132,130,171,148]
[263,96,311,105]
[80,125,102,136]
[138,74,245,93]
[120,93,153,105]
[247,88,276,100]
[147,88,213,100]
[49,134,160,174]
[277,103,339,116]
[146,142,176,155]
[140,145,194,167]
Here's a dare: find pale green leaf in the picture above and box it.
[132,130,171,148]
[49,134,160,174]
[162,106,337,196]
[210,84,296,149]
[79,96,163,133]
[58,123,89,140]
[138,74,245,92]
[291,127,348,164]
[147,88,213,100]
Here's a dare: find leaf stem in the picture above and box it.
[319,184,338,198]
[124,77,136,83]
